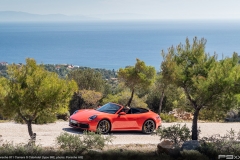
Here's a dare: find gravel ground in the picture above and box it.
[0,120,240,147]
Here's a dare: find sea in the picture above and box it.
[1,20,240,71]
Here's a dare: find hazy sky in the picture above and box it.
[1,0,240,20]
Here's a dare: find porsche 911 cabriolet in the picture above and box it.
[69,102,161,134]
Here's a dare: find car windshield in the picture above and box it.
[96,103,121,114]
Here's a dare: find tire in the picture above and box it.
[142,119,155,134]
[97,119,111,134]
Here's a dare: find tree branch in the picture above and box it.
[17,109,27,123]
[184,86,197,109]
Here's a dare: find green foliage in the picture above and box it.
[43,64,117,80]
[56,132,85,153]
[0,77,10,120]
[0,58,78,137]
[78,89,103,108]
[146,82,191,113]
[0,65,8,78]
[197,129,240,157]
[34,110,58,124]
[68,68,105,92]
[14,109,58,124]
[89,150,173,160]
[56,131,113,154]
[0,140,43,156]
[118,59,156,91]
[161,37,240,139]
[3,58,78,119]
[69,89,103,114]
[180,150,210,160]
[225,108,240,122]
[156,124,191,146]
[198,107,226,121]
[101,90,148,108]
[118,58,156,106]
[160,113,178,122]
[68,68,107,112]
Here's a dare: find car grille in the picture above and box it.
[79,123,89,128]
[69,121,89,129]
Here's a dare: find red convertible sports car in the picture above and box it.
[69,102,161,134]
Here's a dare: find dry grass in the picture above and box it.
[0,120,10,123]
[103,143,157,153]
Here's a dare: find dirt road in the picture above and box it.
[0,121,239,147]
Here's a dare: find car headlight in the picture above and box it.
[70,119,78,124]
[89,115,97,121]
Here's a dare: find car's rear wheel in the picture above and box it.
[97,119,111,134]
[142,119,155,134]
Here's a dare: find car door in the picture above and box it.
[124,114,140,129]
[111,113,130,130]
[112,111,140,130]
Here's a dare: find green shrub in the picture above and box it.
[56,131,113,154]
[0,140,43,156]
[225,109,240,122]
[34,111,57,124]
[14,110,57,124]
[199,108,226,121]
[86,150,174,160]
[180,150,210,160]
[56,132,84,153]
[198,129,240,157]
[156,124,191,146]
[160,113,177,122]
[56,112,70,121]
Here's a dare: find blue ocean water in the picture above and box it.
[1,20,240,70]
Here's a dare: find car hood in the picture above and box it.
[70,109,104,121]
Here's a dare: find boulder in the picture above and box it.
[181,140,200,151]
[157,139,181,157]
[173,114,179,118]
[183,112,193,120]
[182,116,187,120]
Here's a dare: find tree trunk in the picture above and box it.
[126,89,134,107]
[158,88,165,115]
[17,111,34,139]
[192,108,200,140]
[27,120,34,138]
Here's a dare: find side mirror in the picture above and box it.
[119,112,126,115]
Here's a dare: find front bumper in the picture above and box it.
[69,119,98,131]
[155,118,162,129]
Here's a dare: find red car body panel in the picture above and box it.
[69,103,161,133]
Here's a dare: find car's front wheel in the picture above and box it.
[97,119,111,134]
[142,119,155,134]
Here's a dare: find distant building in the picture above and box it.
[55,66,61,70]
[67,65,74,69]
[110,78,118,81]
[0,62,8,66]
[73,65,79,68]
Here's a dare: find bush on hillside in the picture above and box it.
[197,128,240,157]
[160,113,178,122]
[56,131,113,154]
[155,124,191,146]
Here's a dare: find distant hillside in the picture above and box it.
[0,11,98,22]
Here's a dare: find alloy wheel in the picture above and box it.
[142,119,155,134]
[97,120,111,134]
